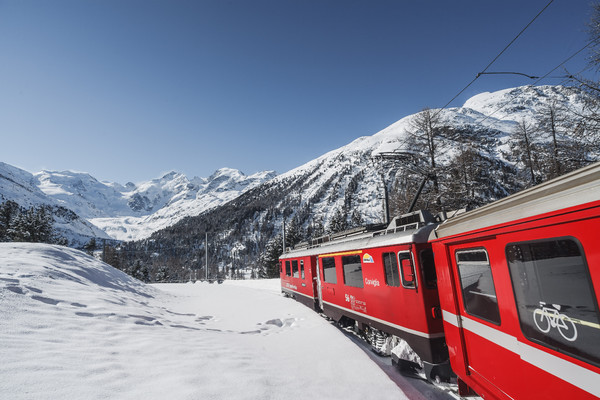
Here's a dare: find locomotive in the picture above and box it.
[280,162,600,399]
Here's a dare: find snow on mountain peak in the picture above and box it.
[1,85,588,245]
[88,168,276,241]
[461,85,585,122]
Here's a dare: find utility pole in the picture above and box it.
[282,219,286,254]
[205,232,208,281]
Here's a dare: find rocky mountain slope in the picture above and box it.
[2,85,595,269]
[1,163,276,243]
[130,85,596,278]
[0,162,111,244]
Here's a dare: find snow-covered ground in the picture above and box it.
[0,243,408,399]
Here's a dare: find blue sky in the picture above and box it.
[0,0,595,184]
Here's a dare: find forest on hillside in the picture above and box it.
[8,4,600,283]
[98,4,600,282]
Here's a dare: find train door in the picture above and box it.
[310,257,319,304]
[315,257,324,310]
[448,242,518,399]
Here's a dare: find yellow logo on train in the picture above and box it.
[362,253,374,263]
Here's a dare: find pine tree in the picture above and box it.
[328,207,347,234]
[0,201,19,241]
[350,209,363,228]
[258,235,282,279]
[155,266,169,282]
[285,215,302,248]
[84,237,97,256]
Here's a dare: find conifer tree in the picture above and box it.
[258,235,282,279]
[328,207,347,234]
[84,238,97,256]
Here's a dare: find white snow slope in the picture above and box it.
[0,243,407,400]
[241,85,590,235]
[0,162,112,243]
[36,168,276,241]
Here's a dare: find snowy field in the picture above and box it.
[0,243,410,399]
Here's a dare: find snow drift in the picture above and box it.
[0,243,407,399]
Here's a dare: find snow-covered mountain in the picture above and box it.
[0,162,112,244]
[1,162,276,243]
[262,85,589,228]
[88,168,276,241]
[141,85,595,273]
[2,85,593,253]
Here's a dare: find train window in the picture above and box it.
[300,260,305,279]
[456,249,501,325]
[507,238,600,366]
[285,260,291,277]
[321,257,337,284]
[383,252,400,287]
[420,248,437,289]
[342,255,364,288]
[399,251,416,289]
[292,260,299,278]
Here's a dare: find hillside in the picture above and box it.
[0,162,111,244]
[124,85,597,279]
[1,164,275,243]
[2,84,596,277]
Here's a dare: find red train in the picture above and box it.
[280,162,600,399]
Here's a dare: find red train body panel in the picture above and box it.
[431,162,600,399]
[280,213,449,374]
[279,162,600,399]
[280,255,318,309]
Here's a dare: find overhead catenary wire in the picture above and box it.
[476,39,597,125]
[432,0,555,119]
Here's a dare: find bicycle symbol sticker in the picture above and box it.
[533,302,578,342]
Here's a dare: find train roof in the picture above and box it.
[431,161,600,240]
[281,210,437,260]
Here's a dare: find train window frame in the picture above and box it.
[292,260,299,278]
[285,260,292,277]
[382,252,400,287]
[300,259,305,279]
[506,236,600,367]
[321,257,337,284]
[455,248,501,325]
[420,248,437,289]
[399,251,417,289]
[342,254,364,288]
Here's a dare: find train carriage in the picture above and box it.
[280,211,450,380]
[430,162,600,399]
[280,254,319,309]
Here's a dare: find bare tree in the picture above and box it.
[404,108,446,208]
[507,120,540,186]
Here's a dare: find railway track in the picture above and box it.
[335,323,466,400]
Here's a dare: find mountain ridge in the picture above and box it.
[1,84,596,256]
[1,163,276,243]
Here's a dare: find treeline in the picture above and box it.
[388,86,598,215]
[45,4,600,283]
[0,200,66,245]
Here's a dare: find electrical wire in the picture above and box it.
[433,0,555,118]
[476,39,597,124]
